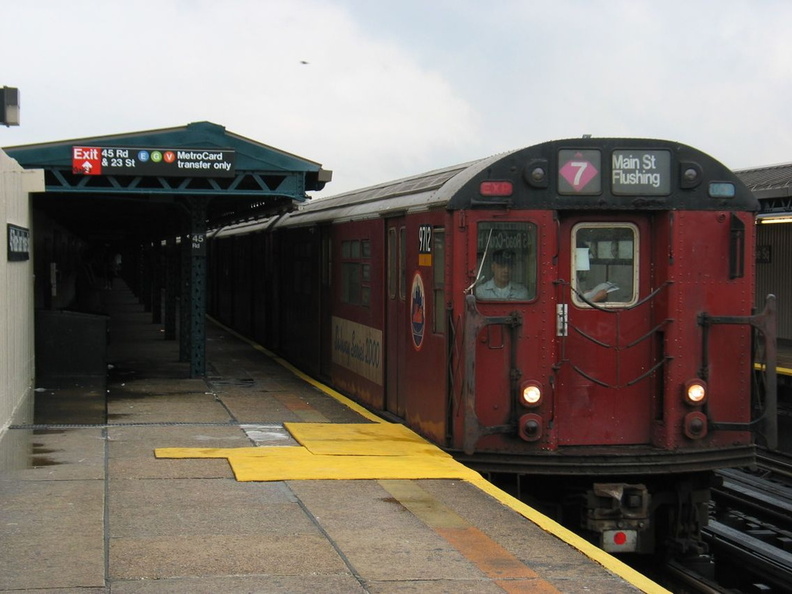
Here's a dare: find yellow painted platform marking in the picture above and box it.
[755,362,792,377]
[380,480,559,593]
[198,319,671,593]
[156,423,479,482]
[155,424,667,592]
[208,315,383,423]
[466,476,668,593]
[285,421,451,457]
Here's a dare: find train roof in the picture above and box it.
[277,151,513,227]
[277,138,757,228]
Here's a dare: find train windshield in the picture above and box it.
[571,223,638,306]
[474,222,536,301]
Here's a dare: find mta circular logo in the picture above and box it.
[410,272,425,351]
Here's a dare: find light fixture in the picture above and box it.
[708,182,735,198]
[519,381,543,407]
[1,87,19,126]
[684,379,707,405]
[757,214,792,225]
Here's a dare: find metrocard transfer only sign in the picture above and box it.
[72,146,236,178]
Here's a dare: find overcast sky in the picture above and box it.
[2,0,790,195]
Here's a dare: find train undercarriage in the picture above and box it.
[457,447,754,556]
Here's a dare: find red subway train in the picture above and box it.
[207,137,777,556]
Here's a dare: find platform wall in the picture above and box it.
[0,150,43,440]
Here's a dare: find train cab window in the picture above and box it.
[474,222,536,301]
[572,223,638,307]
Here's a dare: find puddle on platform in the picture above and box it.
[32,446,61,455]
[0,375,107,471]
[29,456,62,467]
[33,376,107,426]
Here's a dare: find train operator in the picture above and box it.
[476,249,529,300]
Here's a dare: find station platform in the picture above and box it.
[0,283,666,593]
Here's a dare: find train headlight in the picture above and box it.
[518,413,543,442]
[519,381,543,408]
[684,412,708,439]
[684,379,708,405]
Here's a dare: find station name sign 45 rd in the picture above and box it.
[72,146,236,178]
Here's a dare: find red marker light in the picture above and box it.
[480,181,513,197]
[603,529,637,552]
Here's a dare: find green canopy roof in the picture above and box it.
[4,121,332,242]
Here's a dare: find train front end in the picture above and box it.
[448,138,777,553]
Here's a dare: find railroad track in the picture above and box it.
[644,451,792,592]
[756,448,792,480]
[694,450,792,592]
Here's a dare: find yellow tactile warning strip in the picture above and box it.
[156,444,481,481]
[155,423,481,481]
[286,421,452,457]
[154,422,666,592]
[380,480,560,593]
[202,318,669,593]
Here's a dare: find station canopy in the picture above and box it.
[4,121,332,244]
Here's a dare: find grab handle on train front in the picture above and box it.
[701,294,777,450]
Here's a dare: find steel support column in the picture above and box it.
[164,237,177,341]
[187,197,208,378]
[140,243,152,312]
[179,225,191,362]
[151,241,162,324]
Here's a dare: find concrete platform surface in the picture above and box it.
[0,284,666,593]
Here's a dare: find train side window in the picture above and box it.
[571,223,638,307]
[474,222,537,301]
[341,239,371,306]
[433,228,446,334]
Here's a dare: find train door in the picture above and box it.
[467,220,538,452]
[385,218,407,417]
[556,216,657,445]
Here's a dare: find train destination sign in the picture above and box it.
[72,146,236,178]
[611,149,670,196]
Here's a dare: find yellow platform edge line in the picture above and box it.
[206,316,668,593]
[207,316,383,423]
[468,476,669,594]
